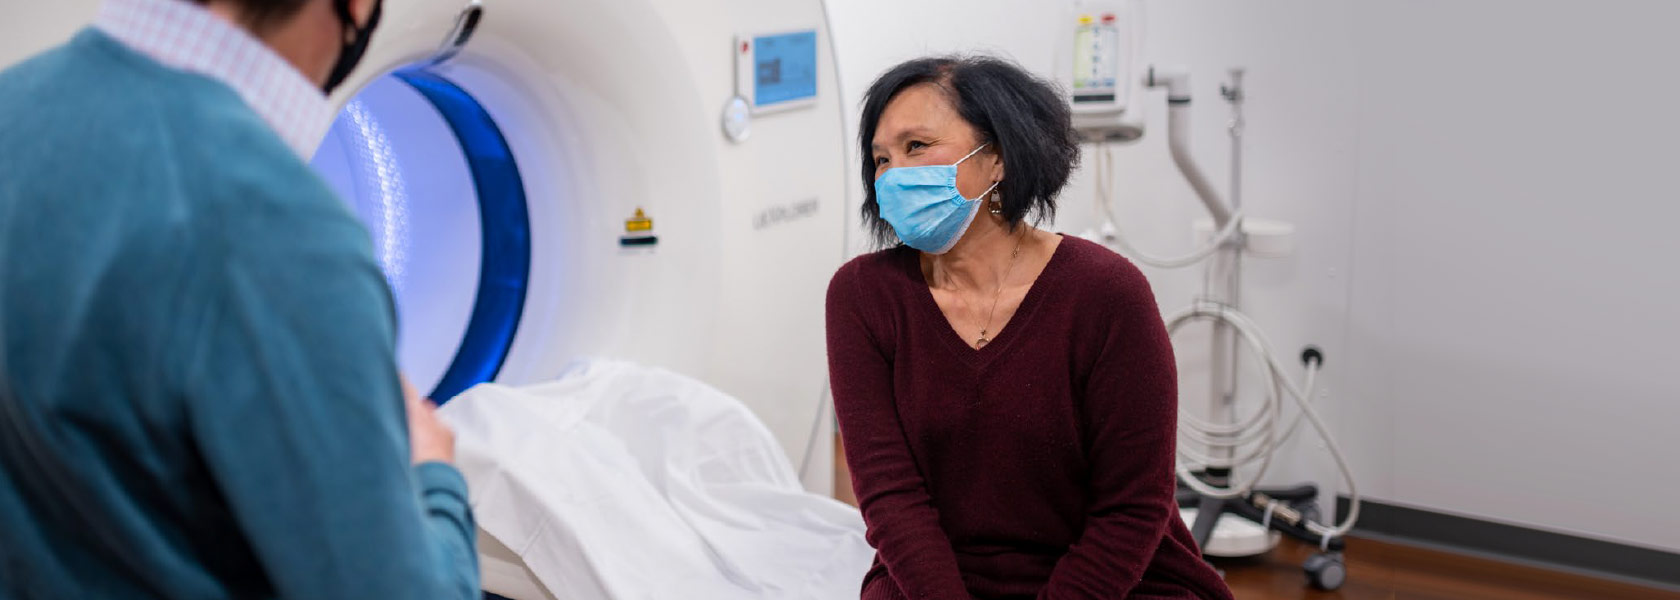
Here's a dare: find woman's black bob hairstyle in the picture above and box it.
[859,55,1080,248]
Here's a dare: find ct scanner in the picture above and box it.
[1,0,854,597]
[325,0,849,477]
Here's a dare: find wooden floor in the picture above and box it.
[1213,537,1680,600]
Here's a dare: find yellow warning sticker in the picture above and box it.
[625,207,653,233]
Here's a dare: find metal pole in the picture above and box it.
[1205,68,1247,483]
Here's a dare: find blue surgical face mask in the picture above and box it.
[875,143,1000,254]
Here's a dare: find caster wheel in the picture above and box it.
[1303,552,1346,591]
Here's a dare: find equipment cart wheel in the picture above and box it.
[1303,552,1346,591]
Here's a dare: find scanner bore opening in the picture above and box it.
[310,68,531,404]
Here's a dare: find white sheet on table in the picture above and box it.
[438,360,872,600]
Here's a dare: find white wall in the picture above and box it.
[1346,1,1680,552]
[0,3,95,67]
[825,0,1680,553]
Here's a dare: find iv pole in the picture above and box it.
[1120,66,1355,591]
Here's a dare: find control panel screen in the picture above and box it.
[753,31,818,106]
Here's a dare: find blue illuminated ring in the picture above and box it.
[394,70,532,404]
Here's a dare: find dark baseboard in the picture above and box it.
[1336,496,1680,591]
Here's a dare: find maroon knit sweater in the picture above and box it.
[826,235,1233,600]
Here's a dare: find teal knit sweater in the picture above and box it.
[0,29,479,598]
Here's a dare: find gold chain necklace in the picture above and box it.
[975,230,1028,349]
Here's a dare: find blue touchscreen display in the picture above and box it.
[753,30,818,106]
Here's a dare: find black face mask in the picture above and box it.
[322,0,383,95]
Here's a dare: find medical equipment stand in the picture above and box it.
[1138,67,1351,590]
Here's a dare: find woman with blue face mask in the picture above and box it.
[825,56,1233,600]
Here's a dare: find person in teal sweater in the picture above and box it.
[0,0,481,598]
